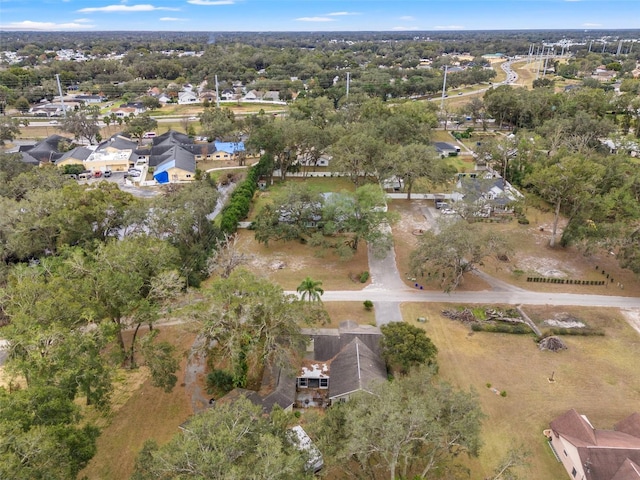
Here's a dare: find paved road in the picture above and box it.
[318,288,640,308]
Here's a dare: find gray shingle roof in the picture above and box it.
[327,338,387,399]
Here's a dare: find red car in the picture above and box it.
[93,171,102,178]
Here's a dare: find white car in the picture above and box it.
[49,120,59,125]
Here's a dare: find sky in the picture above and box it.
[0,0,639,32]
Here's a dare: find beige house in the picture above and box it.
[547,409,640,480]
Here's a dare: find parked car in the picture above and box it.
[127,170,141,178]
[103,169,112,177]
[49,120,59,125]
[78,171,92,180]
[93,171,102,178]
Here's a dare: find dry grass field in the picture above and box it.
[389,198,640,297]
[80,324,196,480]
[401,303,640,479]
[234,229,371,291]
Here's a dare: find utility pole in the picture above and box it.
[535,46,544,80]
[55,73,66,118]
[616,40,623,56]
[346,71,350,98]
[602,41,606,53]
[440,65,448,111]
[215,74,220,108]
[588,40,593,53]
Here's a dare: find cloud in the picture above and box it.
[582,22,602,27]
[296,17,335,22]
[73,18,93,23]
[0,20,95,30]
[392,26,419,31]
[433,25,464,30]
[399,16,415,21]
[77,4,179,13]
[160,17,186,21]
[327,11,358,16]
[187,0,235,4]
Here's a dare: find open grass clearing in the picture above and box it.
[235,228,370,291]
[401,302,640,480]
[389,198,640,296]
[321,301,377,327]
[80,324,195,480]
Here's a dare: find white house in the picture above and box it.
[178,91,200,105]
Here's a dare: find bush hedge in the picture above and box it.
[219,155,269,234]
[471,322,532,334]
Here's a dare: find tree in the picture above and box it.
[124,113,158,144]
[380,322,438,375]
[0,117,21,146]
[14,96,30,113]
[193,269,309,388]
[131,397,312,480]
[524,155,605,248]
[141,95,161,111]
[384,144,454,199]
[0,387,100,480]
[488,446,531,480]
[60,106,101,144]
[199,107,236,141]
[322,184,397,257]
[297,277,324,302]
[410,220,510,291]
[206,232,248,279]
[252,182,324,246]
[314,366,483,480]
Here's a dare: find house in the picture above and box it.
[243,90,261,101]
[85,134,138,172]
[110,107,137,119]
[178,91,200,105]
[54,146,94,169]
[213,141,245,160]
[19,134,69,164]
[454,173,521,217]
[220,88,236,101]
[157,93,172,103]
[199,90,217,103]
[262,91,281,102]
[296,321,387,407]
[434,142,461,157]
[74,94,106,104]
[547,409,640,480]
[153,146,196,184]
[29,103,72,117]
[217,321,387,414]
[147,87,162,97]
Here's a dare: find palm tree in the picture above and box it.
[296,277,324,302]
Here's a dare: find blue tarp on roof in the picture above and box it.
[154,170,169,184]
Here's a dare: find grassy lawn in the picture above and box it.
[80,324,196,480]
[321,301,377,327]
[389,198,640,297]
[401,303,640,480]
[248,176,357,220]
[235,228,370,291]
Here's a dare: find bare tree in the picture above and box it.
[207,233,248,279]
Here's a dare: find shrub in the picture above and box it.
[518,216,530,225]
[363,300,374,311]
[500,390,507,397]
[206,369,235,394]
[486,383,492,388]
[359,271,370,283]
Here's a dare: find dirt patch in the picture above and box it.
[235,229,370,291]
[621,309,640,336]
